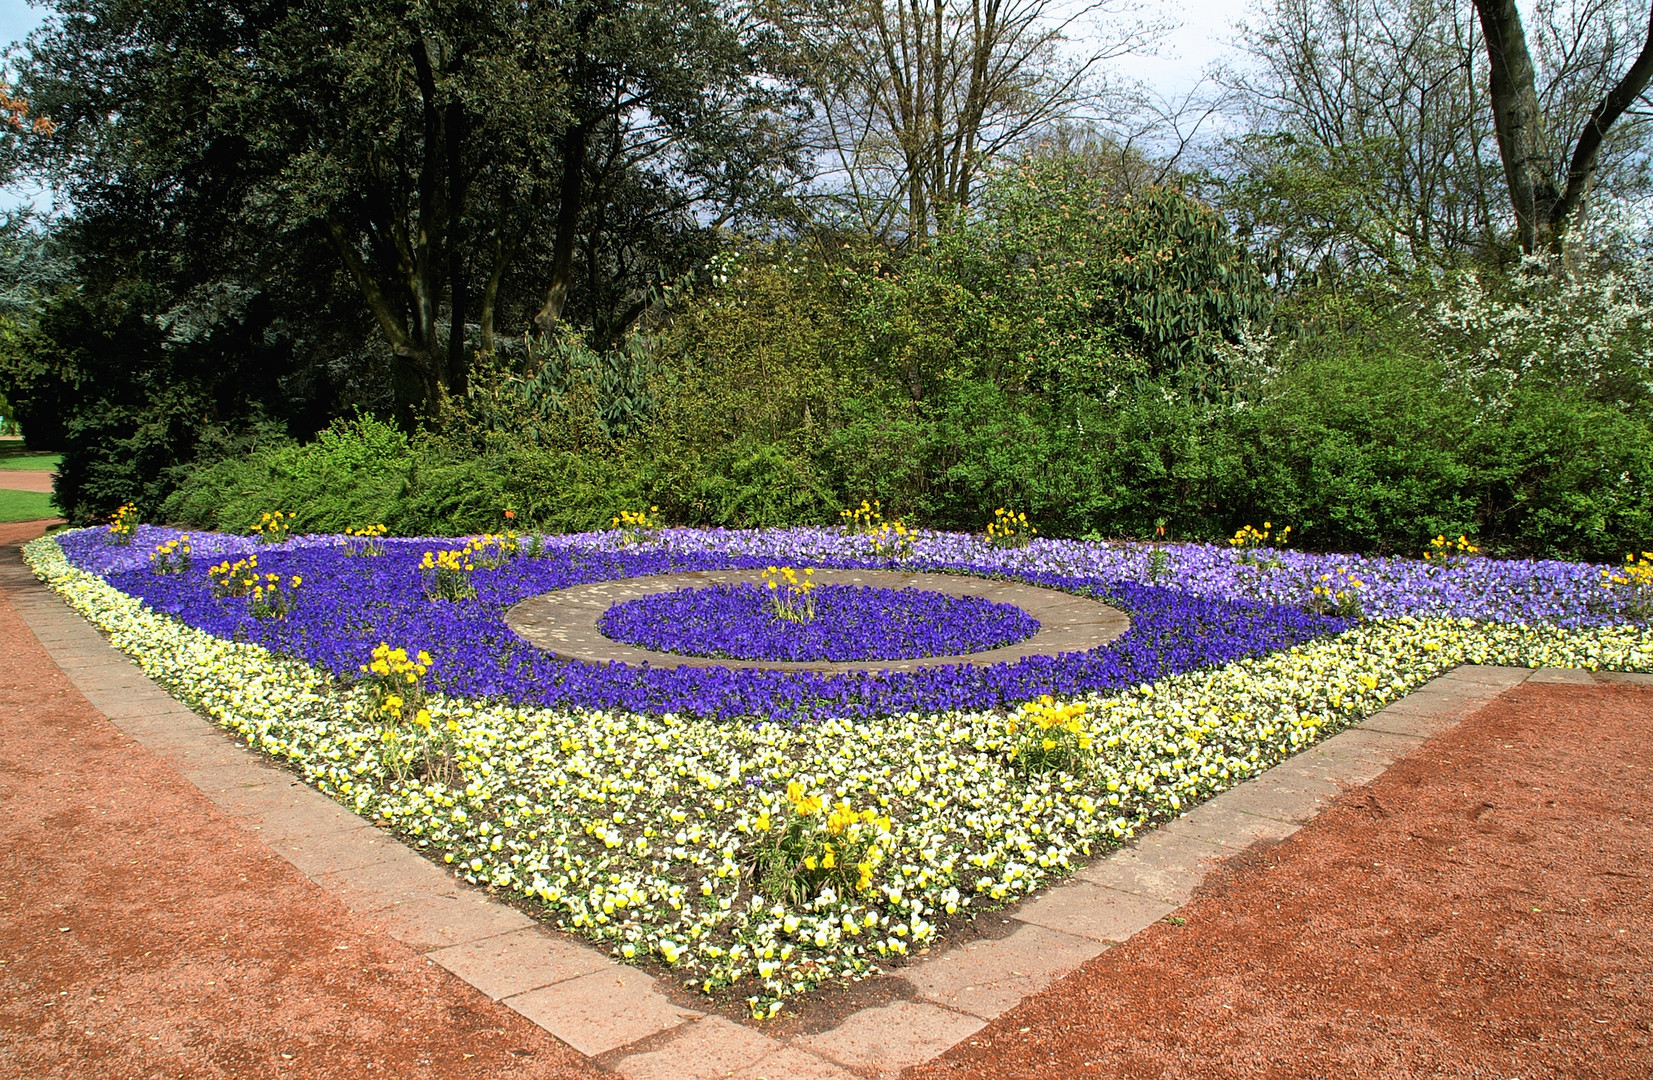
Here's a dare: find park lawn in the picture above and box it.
[0,442,61,470]
[0,489,59,522]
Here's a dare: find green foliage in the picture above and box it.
[0,488,56,523]
[846,160,1272,399]
[0,444,58,469]
[162,417,417,535]
[155,158,1653,562]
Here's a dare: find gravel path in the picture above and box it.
[0,471,55,493]
[907,679,1653,1079]
[0,521,603,1080]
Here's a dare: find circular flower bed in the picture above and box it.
[596,583,1041,661]
[65,529,1351,723]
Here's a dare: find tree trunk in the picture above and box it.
[1474,0,1653,253]
[1473,0,1557,252]
[445,100,471,398]
[535,121,589,332]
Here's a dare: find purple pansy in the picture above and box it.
[60,520,1644,723]
[61,527,1351,722]
[597,583,1040,661]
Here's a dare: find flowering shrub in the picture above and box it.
[761,565,817,622]
[840,499,887,534]
[466,532,519,569]
[1601,552,1653,619]
[150,535,191,575]
[248,573,302,620]
[986,508,1036,548]
[1421,253,1653,417]
[1230,522,1291,568]
[870,521,916,560]
[597,583,1040,662]
[1308,568,1365,619]
[748,782,894,908]
[24,530,1653,1016]
[612,507,662,546]
[344,524,388,557]
[359,642,454,784]
[419,547,478,601]
[106,503,140,545]
[252,511,295,544]
[1424,533,1480,568]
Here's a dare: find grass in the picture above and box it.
[0,489,59,522]
[0,441,60,470]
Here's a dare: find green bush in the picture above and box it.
[163,416,418,533]
[156,165,1653,562]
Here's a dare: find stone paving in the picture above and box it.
[504,568,1131,672]
[6,546,1619,1079]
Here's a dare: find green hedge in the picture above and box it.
[160,351,1653,562]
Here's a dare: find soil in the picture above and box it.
[0,521,602,1080]
[906,679,1653,1079]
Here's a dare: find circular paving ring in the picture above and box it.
[504,568,1131,673]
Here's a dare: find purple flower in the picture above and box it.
[598,583,1040,661]
[63,527,1350,722]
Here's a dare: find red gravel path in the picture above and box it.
[0,471,55,493]
[909,680,1653,1079]
[0,522,602,1080]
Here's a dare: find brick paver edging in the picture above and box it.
[505,568,1130,672]
[9,547,1638,1080]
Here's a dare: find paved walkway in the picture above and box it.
[0,470,53,493]
[2,517,1647,1079]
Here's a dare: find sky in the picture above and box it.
[0,0,38,56]
[1112,1,1247,98]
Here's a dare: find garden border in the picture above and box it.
[504,568,1131,672]
[8,546,1631,1080]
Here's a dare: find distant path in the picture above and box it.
[0,471,54,493]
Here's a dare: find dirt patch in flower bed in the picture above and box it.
[907,680,1653,1080]
[0,523,601,1080]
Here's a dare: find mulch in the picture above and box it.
[2,516,1648,1079]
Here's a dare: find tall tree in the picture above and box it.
[1474,0,1653,252]
[1225,0,1653,272]
[788,0,1164,241]
[12,0,808,420]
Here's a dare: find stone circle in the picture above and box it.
[504,568,1131,673]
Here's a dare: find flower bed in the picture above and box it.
[29,525,1653,1016]
[57,528,1348,722]
[596,582,1041,661]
